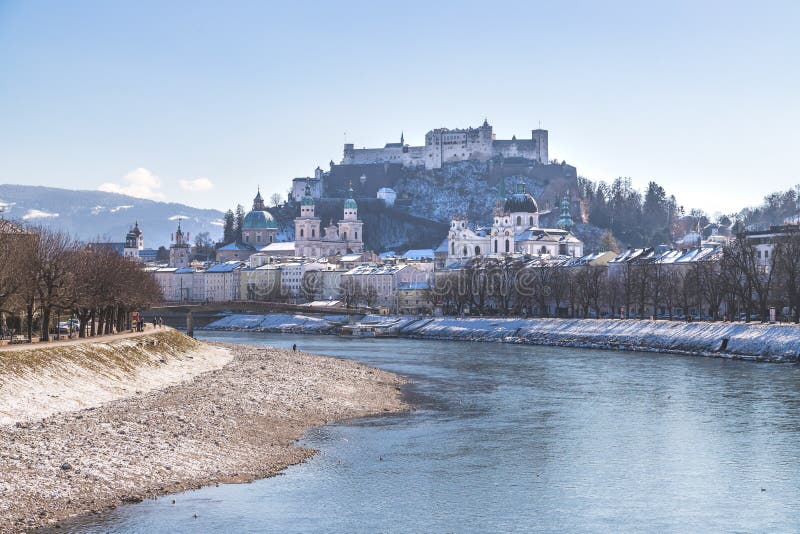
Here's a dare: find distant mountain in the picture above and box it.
[0,185,225,248]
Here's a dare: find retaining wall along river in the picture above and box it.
[206,314,800,363]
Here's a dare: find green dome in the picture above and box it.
[344,185,357,210]
[300,183,315,206]
[242,209,277,229]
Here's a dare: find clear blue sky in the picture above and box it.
[1,0,797,215]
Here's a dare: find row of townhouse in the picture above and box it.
[152,252,434,310]
[338,264,431,310]
[152,261,246,303]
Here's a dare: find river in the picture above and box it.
[65,332,800,532]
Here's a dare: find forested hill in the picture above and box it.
[578,178,800,249]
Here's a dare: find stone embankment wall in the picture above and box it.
[401,318,800,362]
[207,314,800,362]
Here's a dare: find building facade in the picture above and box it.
[294,185,363,258]
[447,184,583,264]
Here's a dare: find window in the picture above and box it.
[505,239,510,253]
[494,240,497,253]
[463,246,468,256]
[342,232,347,240]
[355,231,358,239]
[300,229,304,238]
[475,245,481,256]
[451,242,455,255]
[312,228,315,238]
[516,216,521,225]
[529,216,534,225]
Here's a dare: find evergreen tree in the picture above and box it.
[222,209,235,243]
[234,204,245,242]
[155,246,169,262]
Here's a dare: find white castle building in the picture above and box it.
[447,182,583,265]
[342,119,549,170]
[294,184,364,258]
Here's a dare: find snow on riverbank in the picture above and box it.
[207,313,340,333]
[0,329,231,425]
[206,313,800,362]
[403,317,800,362]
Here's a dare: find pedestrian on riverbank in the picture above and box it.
[292,343,297,351]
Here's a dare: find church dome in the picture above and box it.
[242,209,277,229]
[504,184,538,213]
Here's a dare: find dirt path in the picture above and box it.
[0,323,163,352]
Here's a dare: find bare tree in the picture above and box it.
[31,227,79,341]
[774,230,800,322]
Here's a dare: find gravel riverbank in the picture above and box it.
[0,341,407,531]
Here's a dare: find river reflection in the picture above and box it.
[63,332,800,533]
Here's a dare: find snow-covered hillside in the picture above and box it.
[0,185,225,247]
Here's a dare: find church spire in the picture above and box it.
[400,131,404,145]
[253,187,265,210]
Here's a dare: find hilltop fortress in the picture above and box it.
[343,119,549,170]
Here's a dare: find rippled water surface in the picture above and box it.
[66,332,800,533]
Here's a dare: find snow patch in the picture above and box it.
[22,209,59,220]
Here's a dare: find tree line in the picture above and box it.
[428,231,800,322]
[0,225,162,341]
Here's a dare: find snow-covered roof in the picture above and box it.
[345,264,406,276]
[398,281,429,290]
[260,241,295,252]
[402,249,434,260]
[218,241,256,251]
[516,228,580,243]
[206,262,245,273]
